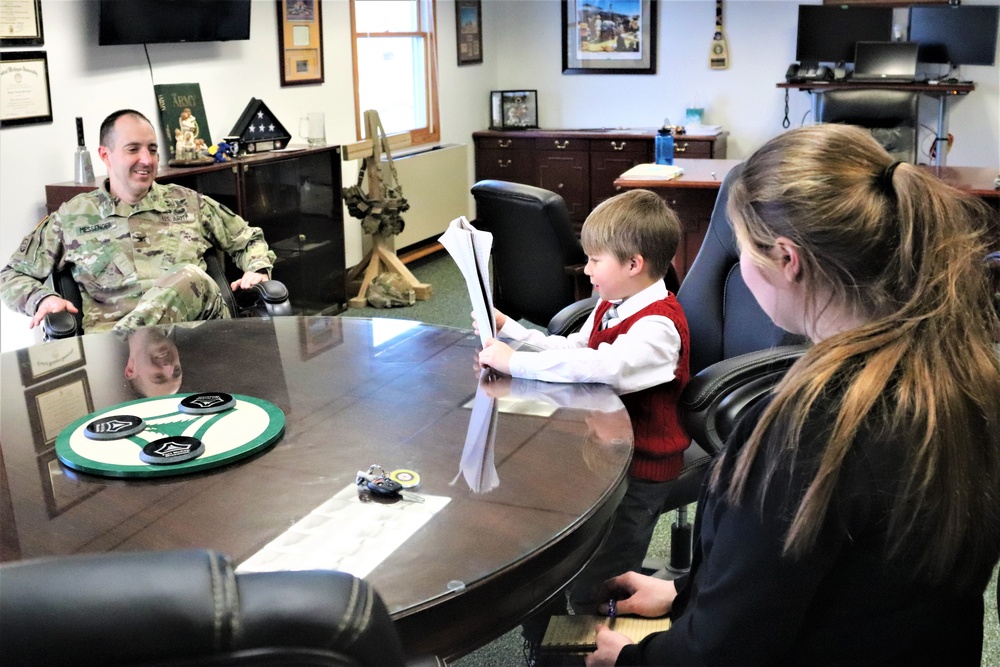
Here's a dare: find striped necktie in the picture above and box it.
[600,303,619,330]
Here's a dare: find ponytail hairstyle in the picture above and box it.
[716,124,1000,584]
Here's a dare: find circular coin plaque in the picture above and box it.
[56,393,285,479]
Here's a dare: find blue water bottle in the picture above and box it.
[655,124,674,165]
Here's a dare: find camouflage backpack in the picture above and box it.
[366,272,415,308]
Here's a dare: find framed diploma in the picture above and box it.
[17,337,86,386]
[25,369,93,452]
[0,50,53,128]
[0,0,44,46]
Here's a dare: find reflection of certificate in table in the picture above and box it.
[1,0,42,39]
[0,51,51,124]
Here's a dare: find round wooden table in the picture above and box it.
[0,317,632,661]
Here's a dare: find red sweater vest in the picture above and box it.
[589,297,691,481]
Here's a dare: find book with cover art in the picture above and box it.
[153,83,213,162]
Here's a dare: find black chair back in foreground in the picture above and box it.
[0,549,442,667]
[816,89,920,164]
[42,252,291,340]
[471,180,589,327]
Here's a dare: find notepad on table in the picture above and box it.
[618,163,685,181]
[541,614,672,652]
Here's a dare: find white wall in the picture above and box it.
[2,0,998,351]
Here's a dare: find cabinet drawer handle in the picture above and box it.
[675,144,687,153]
[497,139,512,148]
[554,140,569,150]
[497,159,511,168]
[611,141,626,151]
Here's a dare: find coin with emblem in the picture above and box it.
[178,392,236,415]
[389,469,420,489]
[84,414,145,441]
[140,436,206,465]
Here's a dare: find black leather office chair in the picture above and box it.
[546,163,807,576]
[816,89,920,163]
[0,549,442,667]
[42,252,291,340]
[471,180,589,327]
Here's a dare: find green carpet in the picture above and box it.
[338,252,1000,666]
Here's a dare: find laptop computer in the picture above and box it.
[851,41,919,82]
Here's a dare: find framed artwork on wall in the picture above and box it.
[277,0,324,86]
[562,0,657,75]
[456,0,483,65]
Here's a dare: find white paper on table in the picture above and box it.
[439,216,495,346]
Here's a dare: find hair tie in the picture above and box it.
[877,161,903,198]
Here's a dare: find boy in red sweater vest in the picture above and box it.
[478,188,691,616]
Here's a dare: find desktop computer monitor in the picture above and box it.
[908,5,999,66]
[796,5,893,64]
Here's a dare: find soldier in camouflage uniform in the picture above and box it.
[0,109,275,334]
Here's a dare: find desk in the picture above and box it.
[616,160,1000,271]
[614,159,740,282]
[0,318,632,661]
[777,81,975,167]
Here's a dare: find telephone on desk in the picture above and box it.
[785,63,832,83]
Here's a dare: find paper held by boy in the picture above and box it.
[439,216,496,347]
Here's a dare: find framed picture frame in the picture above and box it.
[0,50,53,128]
[37,449,103,519]
[490,90,538,130]
[562,0,657,75]
[17,337,86,387]
[0,0,44,47]
[276,0,324,86]
[455,0,483,66]
[24,369,94,453]
[299,316,343,361]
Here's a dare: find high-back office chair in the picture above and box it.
[546,163,807,576]
[0,549,442,667]
[471,180,589,327]
[42,252,291,340]
[816,89,920,163]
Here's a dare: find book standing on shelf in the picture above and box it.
[154,83,212,162]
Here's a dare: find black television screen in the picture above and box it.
[99,0,252,45]
[796,5,894,64]
[908,5,999,66]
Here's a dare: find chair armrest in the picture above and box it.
[42,311,79,340]
[547,294,599,336]
[234,280,292,318]
[680,344,808,456]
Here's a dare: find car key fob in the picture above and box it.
[366,476,402,496]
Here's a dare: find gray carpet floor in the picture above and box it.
[336,251,1000,666]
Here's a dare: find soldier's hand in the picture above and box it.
[230,271,267,292]
[30,295,78,329]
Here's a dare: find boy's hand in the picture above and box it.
[478,338,514,375]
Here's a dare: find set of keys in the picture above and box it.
[356,465,424,503]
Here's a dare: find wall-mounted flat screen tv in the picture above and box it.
[99,0,252,45]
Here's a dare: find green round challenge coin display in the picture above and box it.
[56,393,285,478]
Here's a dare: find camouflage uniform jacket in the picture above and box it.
[0,181,276,331]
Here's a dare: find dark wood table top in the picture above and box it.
[0,317,632,661]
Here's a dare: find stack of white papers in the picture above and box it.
[618,163,685,181]
[439,216,496,346]
[684,124,723,136]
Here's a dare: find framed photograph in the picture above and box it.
[562,0,657,75]
[0,50,53,128]
[0,0,44,46]
[17,337,86,387]
[490,90,538,130]
[276,0,324,86]
[24,369,93,453]
[299,316,343,360]
[37,449,103,519]
[455,0,483,66]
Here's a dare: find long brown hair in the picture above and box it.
[717,124,1000,583]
